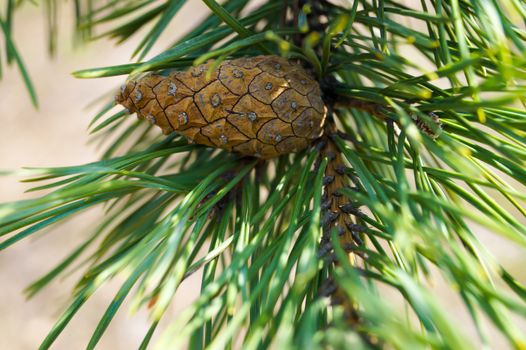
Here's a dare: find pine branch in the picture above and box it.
[1,0,526,349]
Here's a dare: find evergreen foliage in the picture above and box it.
[1,0,526,349]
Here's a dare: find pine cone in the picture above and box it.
[115,56,326,158]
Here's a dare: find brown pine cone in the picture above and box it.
[115,56,326,158]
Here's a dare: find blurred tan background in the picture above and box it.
[0,2,525,350]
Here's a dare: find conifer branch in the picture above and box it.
[1,0,526,349]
